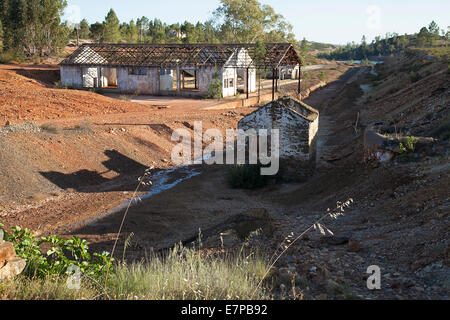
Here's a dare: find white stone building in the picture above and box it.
[238,96,319,178]
[59,43,301,98]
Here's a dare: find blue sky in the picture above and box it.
[63,0,449,45]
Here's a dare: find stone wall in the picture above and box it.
[238,97,319,181]
[238,101,313,161]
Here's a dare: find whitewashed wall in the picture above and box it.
[222,67,237,97]
[60,66,83,88]
[117,67,160,95]
[238,101,317,161]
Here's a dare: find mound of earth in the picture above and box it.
[0,67,147,125]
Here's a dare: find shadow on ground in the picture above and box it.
[40,149,149,192]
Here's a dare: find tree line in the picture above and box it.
[319,21,449,61]
[0,0,70,58]
[0,0,297,60]
[76,1,296,44]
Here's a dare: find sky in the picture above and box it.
[63,0,449,45]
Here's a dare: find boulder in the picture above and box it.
[0,258,27,281]
[0,242,16,266]
[0,240,27,281]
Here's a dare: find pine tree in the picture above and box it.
[79,19,90,39]
[0,0,68,56]
[90,22,104,42]
[103,9,120,43]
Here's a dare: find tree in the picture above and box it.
[213,0,294,43]
[103,9,120,43]
[204,20,219,43]
[90,22,104,42]
[428,20,440,45]
[120,20,138,43]
[417,26,432,47]
[428,20,440,36]
[136,16,149,43]
[299,37,308,56]
[148,18,166,44]
[445,26,450,47]
[0,0,69,56]
[79,19,90,39]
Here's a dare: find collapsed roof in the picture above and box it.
[275,96,319,122]
[60,43,302,69]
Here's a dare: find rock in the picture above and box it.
[0,258,26,280]
[323,233,351,245]
[326,279,340,292]
[234,208,274,240]
[0,242,16,266]
[202,229,241,248]
[348,239,361,252]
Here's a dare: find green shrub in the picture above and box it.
[119,95,131,101]
[0,50,19,64]
[206,70,222,99]
[399,136,419,154]
[227,164,268,190]
[319,71,326,82]
[0,222,114,279]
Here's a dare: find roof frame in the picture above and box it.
[60,43,302,70]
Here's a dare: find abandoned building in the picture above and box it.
[238,96,319,180]
[59,43,302,98]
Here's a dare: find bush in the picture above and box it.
[206,70,223,99]
[0,50,19,64]
[0,223,114,279]
[319,71,326,82]
[399,136,419,154]
[227,164,268,190]
[119,95,131,101]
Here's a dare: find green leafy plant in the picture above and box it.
[399,136,419,153]
[227,164,268,190]
[206,69,223,99]
[0,222,114,279]
[319,71,326,82]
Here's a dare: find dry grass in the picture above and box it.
[0,245,270,300]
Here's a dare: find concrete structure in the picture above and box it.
[238,96,319,180]
[279,65,300,80]
[59,43,302,99]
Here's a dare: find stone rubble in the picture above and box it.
[0,231,26,281]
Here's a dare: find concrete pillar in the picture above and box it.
[176,66,181,94]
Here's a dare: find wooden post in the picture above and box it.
[272,68,275,101]
[275,68,278,93]
[298,65,301,96]
[195,69,198,89]
[176,66,181,94]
